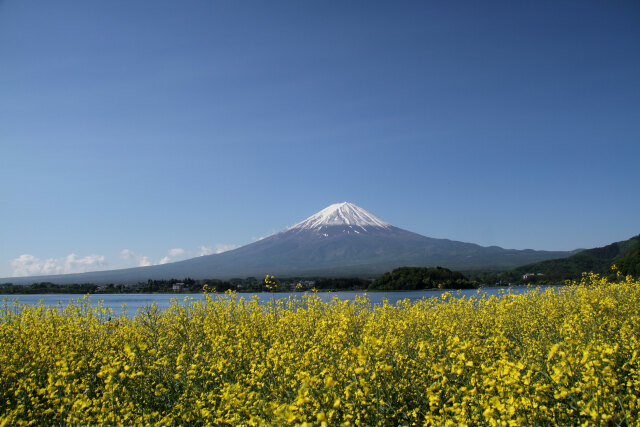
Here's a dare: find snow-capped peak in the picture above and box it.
[288,202,391,232]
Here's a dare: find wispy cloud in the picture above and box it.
[119,249,135,259]
[168,248,185,257]
[198,244,239,256]
[138,256,152,267]
[10,253,107,277]
[198,246,214,256]
[120,249,153,267]
[120,248,187,267]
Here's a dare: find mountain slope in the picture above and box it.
[4,202,576,284]
[510,234,640,279]
[616,246,640,277]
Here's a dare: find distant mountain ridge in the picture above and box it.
[4,202,577,284]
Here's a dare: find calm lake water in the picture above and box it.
[0,286,553,317]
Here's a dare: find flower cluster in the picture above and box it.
[1,273,639,425]
[265,275,278,291]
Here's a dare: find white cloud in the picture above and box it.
[168,248,185,257]
[120,249,135,260]
[199,244,239,256]
[215,244,239,254]
[138,256,152,267]
[10,253,107,277]
[120,247,187,267]
[198,245,214,256]
[120,249,153,267]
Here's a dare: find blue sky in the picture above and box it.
[1,1,639,278]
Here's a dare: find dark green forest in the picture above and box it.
[613,247,640,278]
[503,234,640,283]
[369,266,474,290]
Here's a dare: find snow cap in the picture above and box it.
[289,202,390,231]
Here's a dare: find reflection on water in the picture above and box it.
[0,286,554,317]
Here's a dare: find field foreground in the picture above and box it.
[1,274,640,426]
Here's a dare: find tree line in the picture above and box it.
[369,266,474,290]
[0,276,373,294]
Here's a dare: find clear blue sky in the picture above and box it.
[1,1,639,277]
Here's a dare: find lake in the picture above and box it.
[0,285,552,316]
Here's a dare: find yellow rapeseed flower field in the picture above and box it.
[1,273,640,426]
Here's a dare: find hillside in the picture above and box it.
[509,234,640,281]
[616,246,640,277]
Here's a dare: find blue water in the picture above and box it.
[0,286,552,317]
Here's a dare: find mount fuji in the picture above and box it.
[5,202,575,284]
